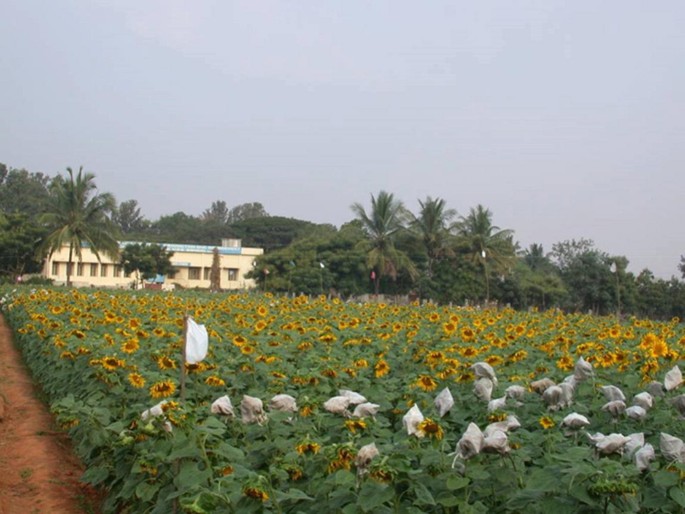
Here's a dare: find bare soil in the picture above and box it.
[0,315,102,514]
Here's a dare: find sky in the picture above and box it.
[1,1,684,279]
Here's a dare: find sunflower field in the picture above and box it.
[1,287,684,513]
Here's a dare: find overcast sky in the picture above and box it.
[2,1,684,278]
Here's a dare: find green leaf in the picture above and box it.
[653,469,680,487]
[277,488,314,502]
[412,481,436,506]
[357,482,395,513]
[669,486,685,508]
[135,481,159,502]
[446,475,470,491]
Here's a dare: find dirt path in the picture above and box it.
[0,315,102,514]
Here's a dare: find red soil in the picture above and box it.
[0,315,102,514]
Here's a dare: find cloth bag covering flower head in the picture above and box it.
[186,317,208,364]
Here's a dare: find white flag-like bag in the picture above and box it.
[186,317,208,364]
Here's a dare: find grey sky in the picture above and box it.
[2,1,684,278]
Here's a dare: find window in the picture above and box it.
[90,263,98,276]
[67,262,73,276]
[227,268,239,281]
[203,267,211,280]
[188,267,201,280]
[114,265,122,277]
[100,264,108,277]
[77,263,84,276]
[51,262,60,276]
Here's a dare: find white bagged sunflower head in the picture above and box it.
[210,395,235,417]
[487,396,507,414]
[455,422,484,460]
[561,412,590,430]
[471,361,497,384]
[482,429,510,455]
[600,385,626,402]
[664,365,683,391]
[141,400,168,421]
[634,443,655,472]
[625,405,647,421]
[241,395,267,425]
[484,415,521,438]
[473,377,494,403]
[601,400,626,418]
[542,385,564,411]
[646,381,665,397]
[559,382,575,408]
[402,404,425,437]
[323,395,351,416]
[562,374,578,390]
[530,378,555,395]
[596,433,631,455]
[505,385,526,400]
[355,442,379,472]
[587,432,606,445]
[632,392,653,411]
[434,387,454,418]
[574,356,594,381]
[660,433,685,464]
[269,394,297,413]
[672,394,685,418]
[352,402,380,419]
[339,389,367,405]
[623,433,645,459]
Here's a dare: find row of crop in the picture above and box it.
[1,287,684,513]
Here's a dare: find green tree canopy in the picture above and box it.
[39,166,120,287]
[120,243,174,287]
[351,190,417,295]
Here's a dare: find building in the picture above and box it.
[43,239,263,290]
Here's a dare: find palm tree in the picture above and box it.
[411,196,456,278]
[39,166,120,287]
[351,191,417,295]
[455,204,516,302]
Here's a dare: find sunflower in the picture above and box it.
[556,355,574,371]
[102,356,125,371]
[243,486,269,502]
[296,441,321,454]
[649,339,669,359]
[345,419,367,434]
[415,375,438,392]
[157,355,177,370]
[205,375,226,387]
[122,338,140,354]
[417,419,444,440]
[128,372,146,388]
[539,416,555,430]
[374,359,390,378]
[149,380,176,398]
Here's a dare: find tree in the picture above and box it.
[679,255,685,279]
[227,202,269,224]
[0,213,46,279]
[351,191,417,295]
[202,200,230,224]
[120,243,174,288]
[551,239,615,314]
[113,199,148,234]
[39,167,120,287]
[454,204,516,302]
[411,196,456,279]
[0,165,52,219]
[209,247,221,292]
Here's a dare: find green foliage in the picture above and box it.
[0,212,46,278]
[39,166,120,286]
[2,288,685,513]
[120,243,175,286]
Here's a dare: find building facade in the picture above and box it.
[43,239,263,290]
